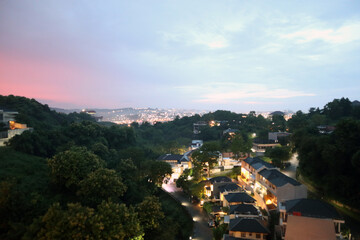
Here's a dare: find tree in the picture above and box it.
[94,201,143,240]
[230,134,251,159]
[136,196,164,231]
[34,202,95,240]
[47,147,104,190]
[29,201,144,240]
[147,161,172,186]
[77,168,127,206]
[265,146,292,168]
[192,142,220,178]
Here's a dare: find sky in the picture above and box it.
[0,0,360,112]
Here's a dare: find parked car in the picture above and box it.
[208,219,215,228]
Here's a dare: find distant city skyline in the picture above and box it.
[1,1,359,112]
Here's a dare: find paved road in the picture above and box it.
[162,183,213,240]
[281,153,299,179]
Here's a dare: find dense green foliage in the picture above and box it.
[0,95,192,240]
[265,146,292,168]
[0,95,94,130]
[290,98,360,208]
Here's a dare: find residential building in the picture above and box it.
[252,139,280,154]
[278,198,344,239]
[240,157,307,207]
[240,157,276,186]
[227,218,269,240]
[256,169,307,206]
[157,153,192,180]
[284,215,336,240]
[0,110,32,146]
[218,183,242,201]
[229,204,260,219]
[205,176,233,199]
[190,140,203,150]
[223,128,240,136]
[268,132,291,142]
[223,192,256,207]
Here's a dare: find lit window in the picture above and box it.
[241,233,246,237]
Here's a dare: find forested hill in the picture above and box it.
[0,95,95,130]
[289,98,360,209]
[0,95,192,240]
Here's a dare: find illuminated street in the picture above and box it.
[162,182,213,240]
[281,153,299,179]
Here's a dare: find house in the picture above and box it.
[219,152,248,169]
[227,218,270,240]
[240,157,307,207]
[268,132,291,142]
[223,128,239,136]
[190,140,203,150]
[0,110,32,146]
[218,183,242,201]
[278,198,344,239]
[229,204,259,219]
[252,139,280,155]
[256,169,307,206]
[193,121,207,134]
[223,192,256,207]
[240,157,276,186]
[284,215,336,240]
[317,125,335,134]
[157,153,192,180]
[205,176,233,199]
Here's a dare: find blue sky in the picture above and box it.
[0,0,359,112]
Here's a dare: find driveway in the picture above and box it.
[162,183,213,240]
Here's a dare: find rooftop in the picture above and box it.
[218,183,242,193]
[157,154,189,164]
[210,176,232,184]
[244,157,275,170]
[229,204,259,215]
[285,215,336,240]
[224,192,256,204]
[229,218,269,234]
[258,168,301,187]
[282,199,342,220]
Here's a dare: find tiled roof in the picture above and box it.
[158,154,189,164]
[229,218,269,233]
[243,157,274,170]
[224,192,256,203]
[210,176,232,184]
[218,183,242,193]
[258,168,301,187]
[230,204,259,215]
[282,199,342,220]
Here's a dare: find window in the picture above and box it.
[249,233,252,236]
[263,235,267,239]
[241,233,246,237]
[256,233,261,238]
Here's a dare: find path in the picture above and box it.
[281,153,299,179]
[162,182,213,240]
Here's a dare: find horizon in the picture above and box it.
[1,1,360,112]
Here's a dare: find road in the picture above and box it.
[281,153,299,179]
[162,182,213,240]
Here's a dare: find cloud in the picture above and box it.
[163,29,229,49]
[176,82,315,104]
[281,21,360,44]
